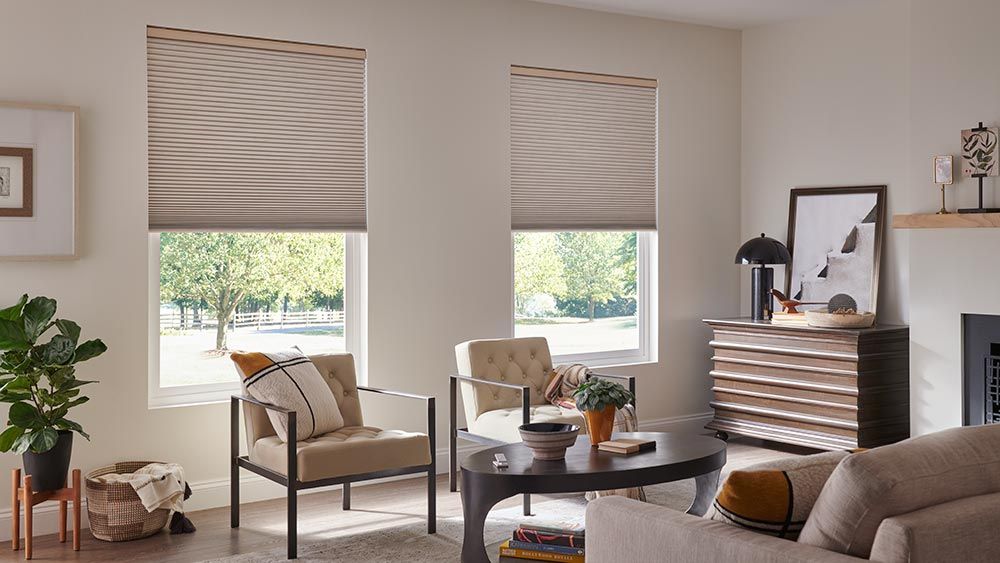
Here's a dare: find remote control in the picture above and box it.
[493,453,509,469]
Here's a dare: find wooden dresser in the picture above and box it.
[703,318,909,451]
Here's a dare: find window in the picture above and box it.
[510,66,657,364]
[149,233,366,406]
[514,231,650,363]
[146,27,367,406]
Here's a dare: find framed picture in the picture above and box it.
[0,101,78,259]
[0,147,33,217]
[961,127,999,177]
[785,185,887,315]
[933,155,954,185]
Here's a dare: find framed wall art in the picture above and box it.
[785,185,886,315]
[0,101,78,259]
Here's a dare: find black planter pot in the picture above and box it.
[22,431,73,492]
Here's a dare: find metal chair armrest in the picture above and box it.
[357,385,433,402]
[449,375,532,425]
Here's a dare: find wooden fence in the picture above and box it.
[160,310,344,331]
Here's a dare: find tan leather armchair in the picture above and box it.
[231,353,435,559]
[449,337,635,515]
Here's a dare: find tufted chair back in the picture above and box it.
[454,337,553,423]
[241,353,364,448]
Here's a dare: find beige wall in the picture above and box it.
[0,0,741,520]
[743,0,1000,435]
[741,0,911,326]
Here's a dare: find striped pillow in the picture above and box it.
[231,349,344,442]
[705,450,849,540]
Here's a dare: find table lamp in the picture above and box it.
[735,233,792,321]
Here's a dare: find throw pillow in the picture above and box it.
[231,349,345,442]
[705,450,849,540]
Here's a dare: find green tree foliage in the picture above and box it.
[513,232,566,314]
[556,232,628,321]
[160,233,344,350]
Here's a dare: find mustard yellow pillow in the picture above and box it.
[705,450,849,540]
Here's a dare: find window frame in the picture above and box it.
[510,230,653,367]
[147,232,367,408]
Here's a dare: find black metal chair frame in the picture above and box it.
[448,372,635,515]
[231,387,436,560]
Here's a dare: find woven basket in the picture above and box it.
[85,461,171,542]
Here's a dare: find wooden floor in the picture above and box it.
[11,437,812,562]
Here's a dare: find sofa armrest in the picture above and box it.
[870,491,1000,563]
[586,497,863,563]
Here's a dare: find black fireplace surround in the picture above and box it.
[962,314,1000,426]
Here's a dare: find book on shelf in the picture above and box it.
[513,526,585,548]
[508,540,584,556]
[517,523,584,536]
[597,437,656,455]
[499,540,585,563]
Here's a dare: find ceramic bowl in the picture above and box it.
[518,423,580,461]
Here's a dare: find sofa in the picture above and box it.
[586,424,1000,562]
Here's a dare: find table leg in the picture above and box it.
[11,469,19,552]
[72,470,81,551]
[58,501,66,543]
[460,472,516,563]
[23,475,32,560]
[686,468,721,516]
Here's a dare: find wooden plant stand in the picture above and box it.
[11,468,81,560]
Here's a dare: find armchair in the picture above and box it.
[230,353,435,559]
[449,337,635,515]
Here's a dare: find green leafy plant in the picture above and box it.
[572,378,634,412]
[0,295,106,454]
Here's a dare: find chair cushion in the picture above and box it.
[469,404,585,443]
[251,425,431,482]
[798,424,1000,558]
[231,349,345,442]
[705,450,849,540]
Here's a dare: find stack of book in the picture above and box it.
[597,437,655,454]
[771,311,808,326]
[498,524,585,562]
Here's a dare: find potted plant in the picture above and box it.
[572,378,634,446]
[0,295,106,491]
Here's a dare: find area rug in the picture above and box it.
[202,480,696,562]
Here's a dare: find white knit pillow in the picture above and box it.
[231,349,344,442]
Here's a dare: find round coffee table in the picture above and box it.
[459,431,726,563]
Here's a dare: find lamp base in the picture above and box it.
[751,266,774,321]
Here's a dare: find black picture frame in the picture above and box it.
[785,185,887,316]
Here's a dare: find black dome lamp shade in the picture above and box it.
[735,233,791,321]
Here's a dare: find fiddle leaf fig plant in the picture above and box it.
[572,377,634,412]
[0,295,106,454]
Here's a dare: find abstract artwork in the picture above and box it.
[785,186,886,315]
[961,127,999,177]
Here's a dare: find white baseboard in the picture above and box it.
[0,411,714,541]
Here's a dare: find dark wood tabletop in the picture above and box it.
[459,432,727,563]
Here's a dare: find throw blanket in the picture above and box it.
[94,463,196,534]
[547,364,645,502]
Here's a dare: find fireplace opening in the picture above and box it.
[962,314,1000,426]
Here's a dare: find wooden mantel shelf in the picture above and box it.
[892,212,1000,229]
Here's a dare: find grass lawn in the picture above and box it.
[514,316,638,357]
[160,324,346,387]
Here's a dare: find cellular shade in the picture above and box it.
[146,27,367,231]
[510,66,657,231]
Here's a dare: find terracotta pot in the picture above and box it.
[583,405,616,446]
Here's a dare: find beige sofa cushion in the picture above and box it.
[798,424,1000,558]
[706,450,849,540]
[455,337,553,426]
[868,491,1000,563]
[469,404,585,443]
[251,425,431,482]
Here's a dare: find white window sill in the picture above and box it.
[148,383,240,409]
[552,349,650,369]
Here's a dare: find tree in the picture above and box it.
[556,232,627,321]
[159,233,344,350]
[513,232,566,315]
